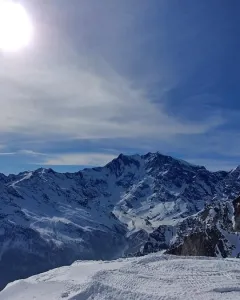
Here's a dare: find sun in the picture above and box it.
[0,1,33,52]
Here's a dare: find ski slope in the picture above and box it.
[1,253,240,300]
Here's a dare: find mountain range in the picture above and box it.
[1,152,240,290]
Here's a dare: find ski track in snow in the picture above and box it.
[1,253,240,300]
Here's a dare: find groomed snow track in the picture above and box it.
[1,253,240,300]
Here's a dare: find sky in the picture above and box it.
[0,0,239,174]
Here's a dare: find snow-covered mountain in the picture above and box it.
[1,253,240,300]
[0,152,240,289]
[138,200,240,258]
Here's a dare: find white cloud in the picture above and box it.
[0,53,223,143]
[0,149,46,156]
[18,149,46,156]
[0,152,15,155]
[40,152,116,166]
[0,11,224,147]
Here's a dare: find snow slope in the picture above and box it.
[1,253,240,300]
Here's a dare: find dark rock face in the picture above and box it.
[167,230,227,257]
[233,196,240,231]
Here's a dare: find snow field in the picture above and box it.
[1,253,240,300]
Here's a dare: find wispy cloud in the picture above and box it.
[18,149,46,156]
[0,152,16,155]
[0,0,225,149]
[0,0,238,174]
[0,149,46,156]
[0,51,223,144]
[40,152,116,166]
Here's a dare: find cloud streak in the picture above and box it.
[0,49,223,144]
[39,152,116,166]
[0,0,238,174]
[0,0,226,149]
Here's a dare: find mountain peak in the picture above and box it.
[228,166,240,181]
[105,153,140,176]
[230,165,240,173]
[142,152,204,171]
[1,151,240,290]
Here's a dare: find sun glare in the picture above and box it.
[0,1,33,52]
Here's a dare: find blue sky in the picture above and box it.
[0,0,239,174]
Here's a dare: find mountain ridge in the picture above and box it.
[0,152,240,290]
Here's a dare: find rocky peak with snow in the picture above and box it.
[138,199,240,258]
[0,152,240,290]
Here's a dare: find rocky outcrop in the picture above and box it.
[138,199,240,258]
[233,196,240,231]
[167,230,228,257]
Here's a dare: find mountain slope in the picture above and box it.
[1,253,240,300]
[138,200,240,258]
[0,152,240,289]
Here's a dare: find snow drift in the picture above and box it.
[1,253,240,300]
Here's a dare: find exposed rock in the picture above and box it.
[233,196,240,231]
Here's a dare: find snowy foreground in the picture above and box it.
[1,254,240,300]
